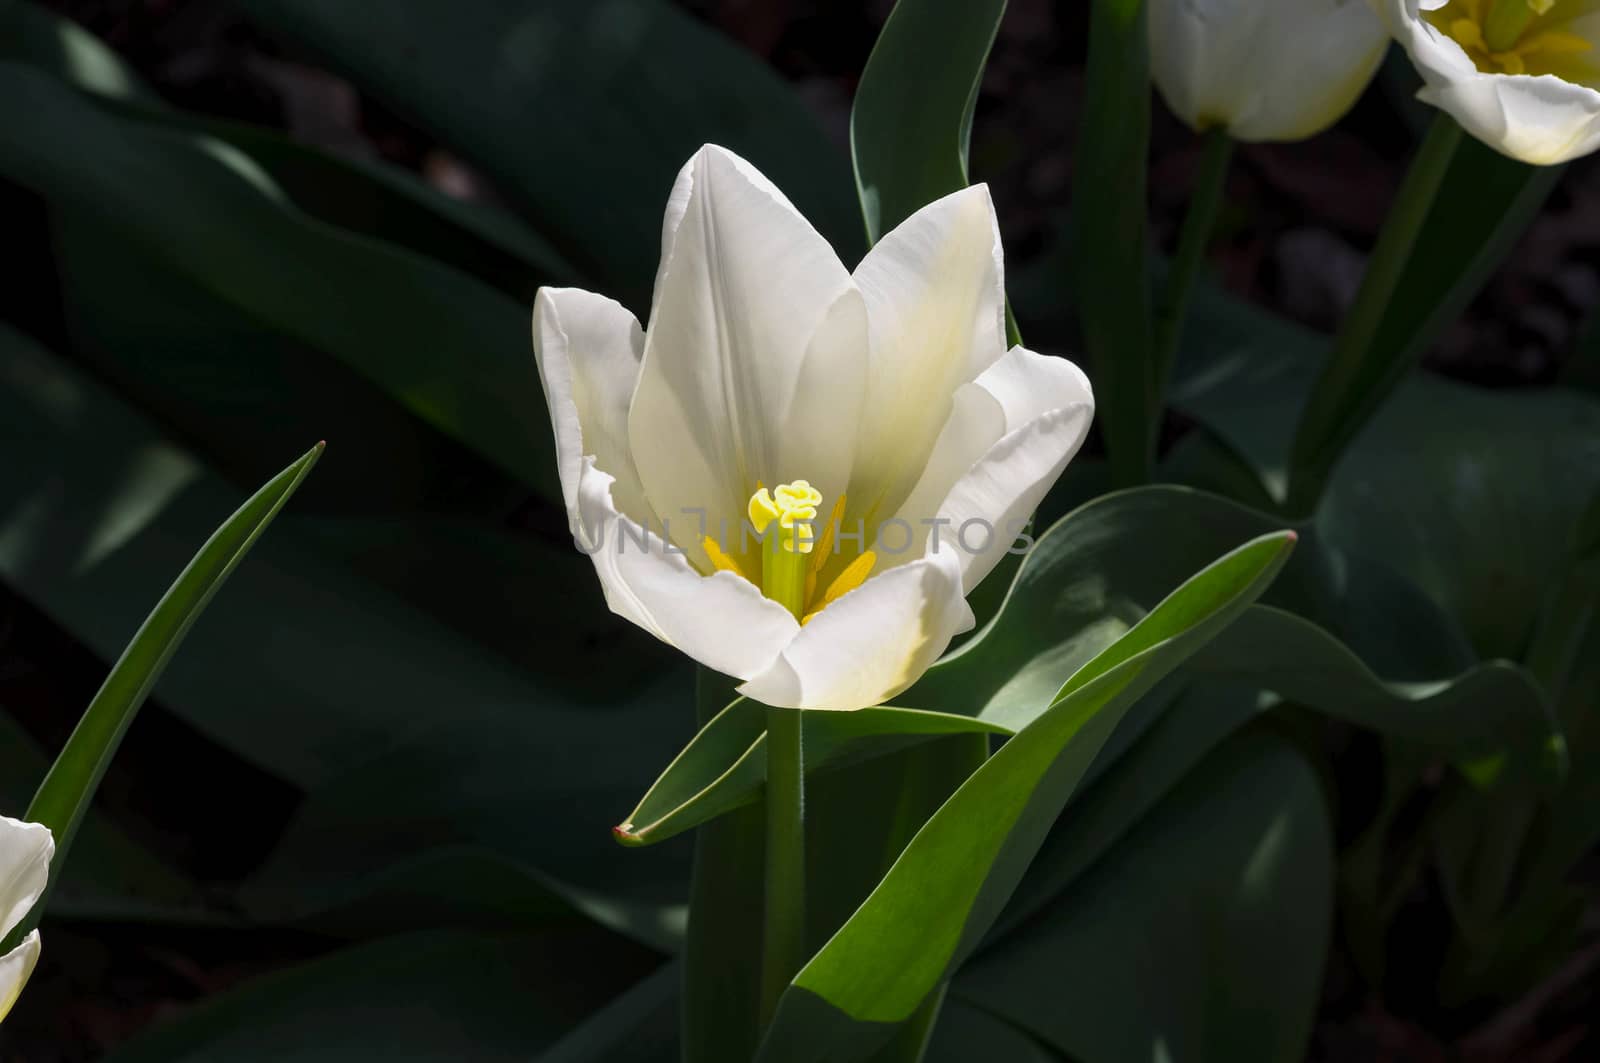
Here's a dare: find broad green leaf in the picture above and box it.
[678,673,988,1063]
[5,440,319,946]
[996,611,1556,947]
[926,1001,1065,1062]
[101,931,655,1063]
[954,730,1333,1063]
[1319,381,1600,662]
[615,702,1007,847]
[234,0,861,308]
[1172,287,1600,663]
[1,1,569,289]
[0,0,159,103]
[1071,0,1154,485]
[1286,137,1561,511]
[0,63,560,498]
[754,531,1296,1061]
[906,487,1332,732]
[851,0,1006,245]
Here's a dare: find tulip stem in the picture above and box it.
[1285,115,1463,516]
[1152,127,1233,431]
[761,705,806,1026]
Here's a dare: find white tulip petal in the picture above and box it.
[572,456,798,681]
[0,816,53,942]
[895,348,1093,591]
[1231,1,1387,141]
[849,184,1007,527]
[1149,0,1262,132]
[0,931,41,1022]
[1390,0,1600,165]
[738,548,972,711]
[1423,73,1600,164]
[630,145,862,549]
[532,287,653,537]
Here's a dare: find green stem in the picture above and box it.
[760,705,806,1025]
[1285,115,1463,516]
[1151,127,1233,428]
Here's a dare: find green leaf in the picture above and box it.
[925,1000,1066,1062]
[1070,0,1154,485]
[754,531,1296,1061]
[0,708,214,926]
[4,440,318,946]
[101,931,655,1063]
[850,0,1006,245]
[0,0,160,104]
[0,63,560,498]
[234,0,861,307]
[1286,135,1561,511]
[953,729,1333,1063]
[1319,381,1600,662]
[1172,288,1600,664]
[677,673,989,1063]
[1,1,569,289]
[0,323,685,948]
[616,702,1007,847]
[906,486,1331,733]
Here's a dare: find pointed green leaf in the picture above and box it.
[1285,137,1560,509]
[1071,0,1155,485]
[5,441,318,945]
[851,0,1006,245]
[615,702,1008,847]
[955,730,1333,1063]
[754,531,1296,1060]
[233,0,860,307]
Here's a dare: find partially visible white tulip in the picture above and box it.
[0,816,53,1023]
[533,145,1094,712]
[1149,0,1390,141]
[1385,0,1600,164]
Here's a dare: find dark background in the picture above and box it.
[3,1,1598,1060]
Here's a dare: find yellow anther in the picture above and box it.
[749,480,820,554]
[773,480,821,511]
[748,479,827,617]
[748,487,781,534]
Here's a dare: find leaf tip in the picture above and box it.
[612,822,642,847]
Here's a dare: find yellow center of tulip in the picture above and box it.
[702,479,877,623]
[1430,0,1596,80]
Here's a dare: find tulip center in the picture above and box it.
[701,479,878,624]
[1430,0,1595,80]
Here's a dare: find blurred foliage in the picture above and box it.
[0,0,1597,1060]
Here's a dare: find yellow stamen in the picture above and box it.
[702,535,751,582]
[801,550,878,625]
[748,479,822,618]
[1437,0,1594,78]
[809,493,848,577]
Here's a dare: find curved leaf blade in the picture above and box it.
[754,531,1296,1060]
[850,0,1006,245]
[7,442,319,944]
[615,703,1009,847]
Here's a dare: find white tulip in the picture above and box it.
[1385,0,1600,164]
[533,146,1093,711]
[0,815,53,1023]
[1149,0,1390,141]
